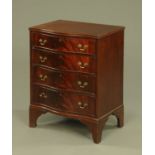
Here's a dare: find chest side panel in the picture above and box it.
[96,30,124,117]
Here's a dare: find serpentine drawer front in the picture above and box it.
[32,49,96,73]
[32,66,96,92]
[32,85,95,116]
[29,20,125,144]
[31,32,96,54]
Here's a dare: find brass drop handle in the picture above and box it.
[39,38,47,46]
[77,44,88,51]
[77,81,88,88]
[78,61,88,69]
[39,74,48,81]
[39,56,47,63]
[78,101,88,109]
[39,92,47,98]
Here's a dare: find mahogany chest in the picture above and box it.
[29,20,125,143]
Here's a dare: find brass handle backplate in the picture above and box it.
[39,56,47,63]
[39,38,47,46]
[77,81,88,88]
[39,74,48,81]
[78,61,88,69]
[39,92,47,98]
[77,44,88,51]
[78,101,88,109]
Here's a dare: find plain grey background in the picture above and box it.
[13,0,141,154]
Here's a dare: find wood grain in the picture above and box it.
[31,32,96,54]
[31,49,96,73]
[32,85,96,116]
[32,66,96,93]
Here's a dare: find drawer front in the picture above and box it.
[31,32,96,54]
[32,66,95,93]
[32,85,95,116]
[32,50,96,73]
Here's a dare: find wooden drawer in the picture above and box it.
[32,50,96,73]
[32,66,96,93]
[31,32,96,54]
[32,85,95,116]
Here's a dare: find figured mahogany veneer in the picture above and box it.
[29,20,125,144]
[31,32,96,54]
[32,85,95,116]
[32,66,95,93]
[32,49,96,73]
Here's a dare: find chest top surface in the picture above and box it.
[29,20,124,38]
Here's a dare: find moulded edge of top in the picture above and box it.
[29,20,125,39]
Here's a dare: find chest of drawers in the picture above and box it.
[29,20,125,143]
